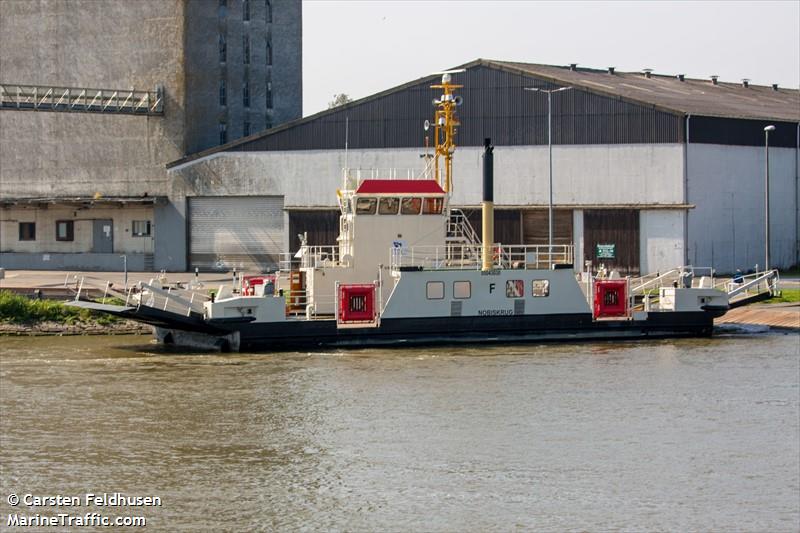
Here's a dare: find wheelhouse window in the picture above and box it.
[426,281,444,300]
[532,279,550,297]
[378,197,399,215]
[132,220,151,237]
[401,197,421,215]
[18,222,35,241]
[423,197,443,214]
[55,220,74,241]
[453,281,471,299]
[506,279,524,298]
[355,197,377,215]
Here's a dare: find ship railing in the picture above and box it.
[278,253,300,274]
[341,166,436,191]
[296,245,349,269]
[630,266,717,295]
[718,268,779,300]
[390,244,574,271]
[72,276,210,317]
[134,281,211,317]
[447,209,481,247]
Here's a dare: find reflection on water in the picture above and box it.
[1,332,798,531]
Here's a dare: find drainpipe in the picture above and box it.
[684,114,691,266]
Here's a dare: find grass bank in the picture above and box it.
[0,290,120,325]
[763,288,800,304]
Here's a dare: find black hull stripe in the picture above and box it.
[232,312,715,350]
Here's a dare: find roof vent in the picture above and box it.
[741,78,750,88]
[642,68,653,79]
[677,74,685,82]
[569,63,578,71]
[710,75,719,85]
[607,66,615,75]
[772,83,779,91]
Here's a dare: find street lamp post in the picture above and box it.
[763,125,775,272]
[524,86,572,268]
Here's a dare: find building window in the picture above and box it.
[243,0,250,21]
[243,80,250,107]
[426,281,444,300]
[219,122,227,144]
[219,34,226,63]
[266,81,273,109]
[532,279,550,297]
[243,121,251,136]
[265,117,272,129]
[265,0,272,22]
[132,220,151,237]
[243,34,250,64]
[453,281,471,299]
[219,79,226,106]
[18,222,35,241]
[55,220,74,242]
[219,0,226,6]
[266,41,272,65]
[506,279,524,298]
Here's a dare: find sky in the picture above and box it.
[302,0,800,116]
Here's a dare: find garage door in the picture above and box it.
[189,196,284,272]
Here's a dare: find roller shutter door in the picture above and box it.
[189,196,284,272]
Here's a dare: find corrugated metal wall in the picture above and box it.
[690,117,798,148]
[228,65,684,153]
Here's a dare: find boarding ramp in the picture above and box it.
[718,269,779,308]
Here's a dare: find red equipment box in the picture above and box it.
[338,284,376,323]
[593,280,628,318]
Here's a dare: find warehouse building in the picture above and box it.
[0,0,302,270]
[166,59,799,275]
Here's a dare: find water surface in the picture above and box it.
[1,332,798,531]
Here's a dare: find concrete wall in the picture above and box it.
[0,205,155,254]
[687,144,798,272]
[0,253,148,271]
[170,143,686,206]
[184,0,302,154]
[0,0,187,199]
[270,0,302,126]
[639,210,685,274]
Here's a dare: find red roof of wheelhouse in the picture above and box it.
[355,179,445,195]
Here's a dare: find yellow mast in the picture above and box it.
[430,73,462,195]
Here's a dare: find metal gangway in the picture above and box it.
[1,83,164,115]
[629,266,780,309]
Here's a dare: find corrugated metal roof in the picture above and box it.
[489,60,799,122]
[167,59,799,168]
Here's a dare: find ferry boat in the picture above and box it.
[70,73,731,351]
